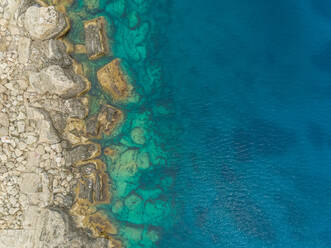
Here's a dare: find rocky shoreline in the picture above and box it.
[0,0,124,247]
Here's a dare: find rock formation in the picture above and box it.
[84,16,109,60]
[97,58,132,101]
[24,6,69,40]
[0,1,122,247]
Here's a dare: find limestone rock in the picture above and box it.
[18,37,31,64]
[97,58,131,101]
[30,39,72,70]
[24,6,68,40]
[84,17,108,60]
[0,112,9,127]
[85,114,100,137]
[29,65,86,98]
[30,97,88,120]
[20,173,41,193]
[18,207,111,248]
[64,143,100,165]
[73,160,110,205]
[26,107,61,144]
[98,104,123,136]
[15,0,34,19]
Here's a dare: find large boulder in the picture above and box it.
[29,65,86,98]
[84,17,109,60]
[24,6,68,40]
[30,39,72,70]
[97,58,132,101]
[26,107,61,144]
[98,104,123,136]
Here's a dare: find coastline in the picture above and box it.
[0,0,177,247]
[0,0,122,247]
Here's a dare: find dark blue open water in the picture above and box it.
[159,0,331,247]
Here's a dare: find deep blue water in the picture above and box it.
[159,0,331,247]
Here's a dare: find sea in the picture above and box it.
[66,0,331,247]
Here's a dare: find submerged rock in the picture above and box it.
[84,0,100,11]
[97,58,132,101]
[24,6,68,40]
[84,17,108,60]
[131,127,146,145]
[98,104,123,136]
[29,65,86,98]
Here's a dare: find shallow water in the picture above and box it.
[67,0,331,247]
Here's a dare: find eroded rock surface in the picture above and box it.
[97,58,132,101]
[29,65,86,98]
[84,16,108,60]
[0,2,120,248]
[24,6,68,40]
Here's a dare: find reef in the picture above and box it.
[0,1,122,247]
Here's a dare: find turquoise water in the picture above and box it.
[160,1,331,248]
[67,0,178,247]
[67,0,331,247]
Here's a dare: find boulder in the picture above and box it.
[29,65,86,98]
[64,143,100,165]
[76,160,110,204]
[84,17,108,60]
[15,0,34,19]
[18,37,31,64]
[30,97,88,120]
[98,104,123,135]
[85,115,100,137]
[131,127,146,145]
[97,58,131,101]
[29,39,72,70]
[26,107,61,144]
[24,6,68,40]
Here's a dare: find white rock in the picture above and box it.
[16,121,25,133]
[20,173,40,193]
[29,65,85,97]
[26,135,37,145]
[24,6,68,40]
[17,37,31,64]
[0,112,9,127]
[0,126,8,137]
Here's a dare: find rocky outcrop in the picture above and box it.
[98,104,123,136]
[0,207,112,248]
[29,39,72,70]
[0,2,122,248]
[84,17,108,60]
[64,143,100,165]
[24,6,68,40]
[97,58,132,101]
[28,65,87,98]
